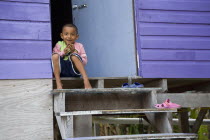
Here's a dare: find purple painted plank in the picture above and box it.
[0,40,51,59]
[0,60,52,79]
[139,0,210,12]
[140,36,210,50]
[142,61,210,78]
[3,0,49,4]
[0,1,50,21]
[139,23,210,36]
[142,49,210,61]
[0,21,51,40]
[138,10,210,24]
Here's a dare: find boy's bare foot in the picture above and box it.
[84,79,92,89]
[56,81,63,89]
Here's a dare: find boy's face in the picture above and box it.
[60,26,79,45]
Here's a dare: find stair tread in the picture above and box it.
[51,88,162,95]
[56,108,177,116]
[66,133,198,140]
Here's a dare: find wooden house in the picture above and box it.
[1,0,210,139]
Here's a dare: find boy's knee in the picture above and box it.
[70,55,79,61]
[52,54,59,60]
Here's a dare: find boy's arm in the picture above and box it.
[79,44,87,66]
[53,43,65,57]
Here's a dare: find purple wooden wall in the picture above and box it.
[0,0,52,79]
[135,0,210,78]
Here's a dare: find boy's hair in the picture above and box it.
[62,23,78,34]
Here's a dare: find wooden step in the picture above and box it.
[51,88,162,95]
[66,133,198,140]
[55,108,177,116]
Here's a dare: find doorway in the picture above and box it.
[50,0,73,47]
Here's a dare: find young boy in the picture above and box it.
[52,24,92,89]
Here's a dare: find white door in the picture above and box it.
[72,0,137,77]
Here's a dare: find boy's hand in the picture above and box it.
[64,44,77,55]
[64,47,70,54]
[68,44,76,52]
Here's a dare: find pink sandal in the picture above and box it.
[155,103,168,109]
[155,99,181,109]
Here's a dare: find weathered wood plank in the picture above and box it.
[142,90,172,133]
[0,40,51,59]
[52,88,162,95]
[56,108,177,116]
[93,117,210,125]
[0,79,53,140]
[0,60,52,79]
[66,133,198,140]
[55,76,142,80]
[192,108,208,133]
[94,79,104,88]
[139,0,210,12]
[64,92,210,112]
[0,21,51,40]
[178,108,190,133]
[145,79,167,92]
[0,1,50,21]
[73,115,92,137]
[157,93,210,108]
[139,23,210,36]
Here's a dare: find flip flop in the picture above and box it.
[122,83,129,88]
[164,99,181,108]
[155,103,167,109]
[129,82,144,88]
[155,99,181,109]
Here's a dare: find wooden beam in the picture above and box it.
[65,133,197,140]
[56,108,177,116]
[54,92,74,139]
[52,88,162,94]
[208,109,210,139]
[142,90,173,133]
[95,79,104,88]
[54,76,142,81]
[157,93,210,107]
[94,79,104,136]
[145,79,168,92]
[192,108,208,133]
[178,108,190,133]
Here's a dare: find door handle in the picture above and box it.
[78,4,88,9]
[72,4,78,10]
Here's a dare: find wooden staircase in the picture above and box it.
[51,79,198,140]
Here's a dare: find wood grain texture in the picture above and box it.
[0,40,51,59]
[157,93,210,107]
[0,79,53,140]
[66,133,198,140]
[57,108,177,116]
[0,60,52,79]
[0,1,50,21]
[0,21,51,40]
